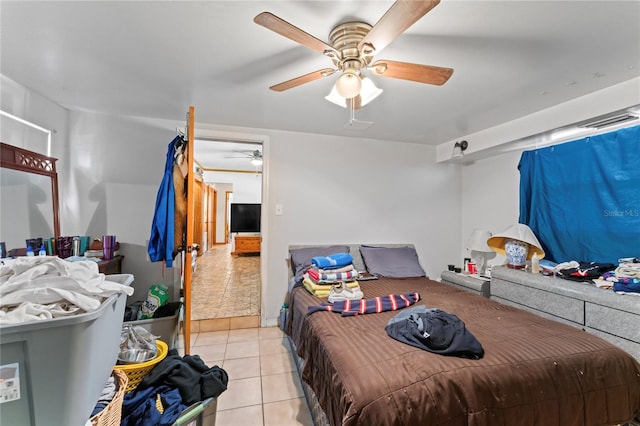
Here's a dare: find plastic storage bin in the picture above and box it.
[0,274,133,426]
[125,305,180,349]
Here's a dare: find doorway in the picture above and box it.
[190,139,263,324]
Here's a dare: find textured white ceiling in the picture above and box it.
[2,1,639,154]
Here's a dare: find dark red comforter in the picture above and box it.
[286,277,640,426]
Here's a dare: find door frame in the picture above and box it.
[191,130,269,327]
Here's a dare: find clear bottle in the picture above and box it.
[531,252,540,274]
[26,245,35,256]
[39,244,47,256]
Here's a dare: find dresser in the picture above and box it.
[490,265,640,361]
[440,270,490,298]
[232,235,261,256]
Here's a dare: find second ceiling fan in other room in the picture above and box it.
[225,149,263,166]
[254,0,453,109]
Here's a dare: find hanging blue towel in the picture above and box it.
[311,252,353,270]
[147,137,180,267]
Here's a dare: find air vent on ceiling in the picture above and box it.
[578,113,639,129]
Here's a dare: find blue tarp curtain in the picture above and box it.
[518,125,640,264]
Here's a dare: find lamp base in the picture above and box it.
[506,263,526,269]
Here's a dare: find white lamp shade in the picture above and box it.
[335,72,362,98]
[467,229,493,252]
[325,76,382,108]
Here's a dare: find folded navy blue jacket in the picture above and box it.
[385,308,484,359]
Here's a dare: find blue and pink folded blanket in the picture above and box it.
[306,268,358,283]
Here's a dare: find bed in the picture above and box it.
[285,244,640,426]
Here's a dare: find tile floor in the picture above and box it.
[180,326,313,426]
[187,243,313,424]
[191,243,261,321]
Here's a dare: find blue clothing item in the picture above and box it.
[148,137,180,267]
[613,280,640,293]
[311,252,353,270]
[121,384,187,426]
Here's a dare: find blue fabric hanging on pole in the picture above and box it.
[148,137,181,267]
[519,125,640,263]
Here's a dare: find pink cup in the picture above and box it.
[102,235,116,260]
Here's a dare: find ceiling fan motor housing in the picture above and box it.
[328,22,373,71]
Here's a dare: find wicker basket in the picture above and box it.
[90,369,128,426]
[114,340,168,392]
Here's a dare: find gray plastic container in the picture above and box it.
[0,274,133,426]
[125,309,180,349]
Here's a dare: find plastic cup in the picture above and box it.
[102,235,116,260]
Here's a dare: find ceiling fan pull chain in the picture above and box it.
[349,98,355,124]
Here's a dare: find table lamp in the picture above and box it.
[487,223,545,269]
[466,229,495,274]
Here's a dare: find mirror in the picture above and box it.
[0,142,60,255]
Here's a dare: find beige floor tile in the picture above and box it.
[194,330,229,346]
[223,356,261,380]
[261,372,304,404]
[228,328,260,343]
[260,352,296,376]
[225,340,260,359]
[230,315,260,329]
[259,337,290,356]
[217,377,263,411]
[263,398,313,426]
[200,318,230,332]
[191,343,227,364]
[215,404,264,426]
[259,327,285,340]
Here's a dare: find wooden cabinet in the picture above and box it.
[232,235,261,256]
[98,255,123,275]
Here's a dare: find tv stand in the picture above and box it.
[232,234,261,256]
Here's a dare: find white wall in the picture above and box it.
[194,124,462,327]
[460,150,523,268]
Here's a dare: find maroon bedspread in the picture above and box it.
[286,277,640,426]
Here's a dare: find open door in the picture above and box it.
[183,105,195,355]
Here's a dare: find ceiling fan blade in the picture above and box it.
[269,68,335,92]
[358,0,440,55]
[254,12,338,56]
[371,60,453,86]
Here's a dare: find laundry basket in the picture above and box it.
[90,369,128,426]
[114,340,169,392]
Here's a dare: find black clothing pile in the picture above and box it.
[138,348,228,405]
[556,262,616,282]
[385,306,484,359]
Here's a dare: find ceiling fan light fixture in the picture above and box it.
[335,71,362,98]
[359,77,382,106]
[325,76,382,109]
[251,157,263,166]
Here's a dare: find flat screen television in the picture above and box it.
[230,203,261,233]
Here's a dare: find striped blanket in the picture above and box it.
[306,268,359,283]
[308,292,420,317]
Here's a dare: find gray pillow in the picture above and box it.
[359,245,426,278]
[289,245,351,284]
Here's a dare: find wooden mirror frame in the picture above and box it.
[0,142,60,240]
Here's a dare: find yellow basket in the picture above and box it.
[114,340,168,392]
[90,369,128,426]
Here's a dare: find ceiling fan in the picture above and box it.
[225,149,263,166]
[254,0,453,109]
